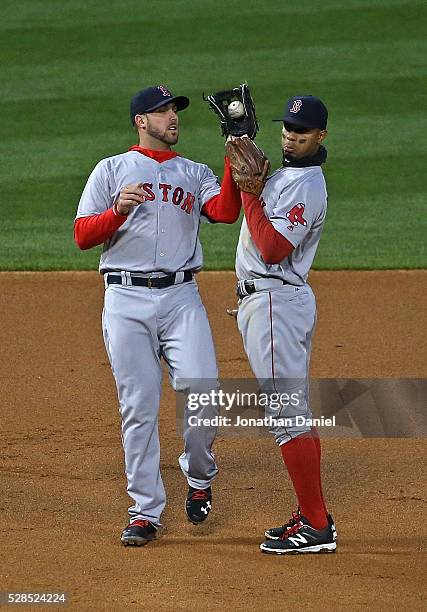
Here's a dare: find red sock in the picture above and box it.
[280,431,328,530]
[311,426,328,516]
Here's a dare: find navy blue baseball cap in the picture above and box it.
[130,85,190,125]
[273,95,328,129]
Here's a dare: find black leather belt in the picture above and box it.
[236,279,288,300]
[236,280,256,299]
[106,271,193,288]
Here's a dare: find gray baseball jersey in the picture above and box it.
[236,165,327,285]
[235,163,328,445]
[76,151,221,273]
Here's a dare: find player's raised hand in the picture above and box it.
[115,183,146,215]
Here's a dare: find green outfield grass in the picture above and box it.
[1,0,425,270]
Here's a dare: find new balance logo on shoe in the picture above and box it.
[288,533,308,546]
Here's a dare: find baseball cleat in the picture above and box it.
[260,515,336,555]
[264,509,337,542]
[120,519,158,546]
[185,486,212,524]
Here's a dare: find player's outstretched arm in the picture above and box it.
[201,158,242,224]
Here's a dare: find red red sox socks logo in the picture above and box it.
[286,203,307,231]
[290,99,302,113]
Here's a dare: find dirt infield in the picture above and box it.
[0,271,426,611]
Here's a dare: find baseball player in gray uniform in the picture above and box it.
[233,96,337,554]
[74,85,241,546]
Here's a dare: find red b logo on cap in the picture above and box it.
[158,85,171,97]
[290,99,302,113]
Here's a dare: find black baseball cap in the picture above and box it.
[130,85,190,125]
[273,95,328,130]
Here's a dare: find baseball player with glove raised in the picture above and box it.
[74,85,243,546]
[207,88,337,554]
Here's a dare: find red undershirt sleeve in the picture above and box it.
[74,206,128,250]
[201,157,241,223]
[241,192,294,264]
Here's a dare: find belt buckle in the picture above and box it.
[246,280,255,294]
[147,277,152,288]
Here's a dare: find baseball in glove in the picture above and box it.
[203,83,259,139]
[225,137,270,196]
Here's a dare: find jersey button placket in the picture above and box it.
[158,208,167,260]
[155,170,162,264]
[156,171,169,264]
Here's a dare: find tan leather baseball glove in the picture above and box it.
[225,137,270,196]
